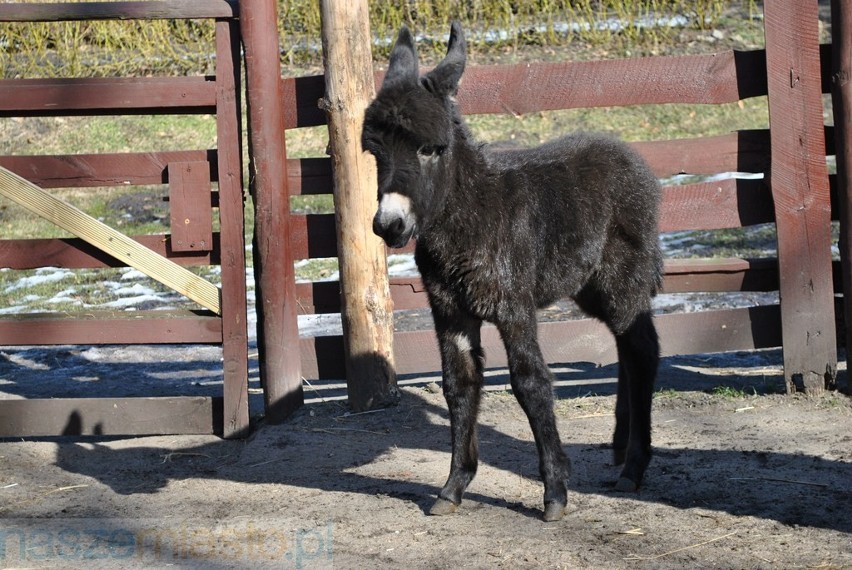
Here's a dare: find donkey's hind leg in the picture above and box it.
[612,310,659,491]
[430,310,485,516]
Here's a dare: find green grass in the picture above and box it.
[0,115,217,156]
[295,258,339,282]
[654,388,680,399]
[467,98,769,145]
[709,385,751,398]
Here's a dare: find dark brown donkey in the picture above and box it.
[363,22,662,521]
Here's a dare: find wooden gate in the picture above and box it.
[0,0,249,437]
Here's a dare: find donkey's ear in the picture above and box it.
[421,21,466,97]
[382,26,419,87]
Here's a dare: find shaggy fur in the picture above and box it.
[363,22,662,522]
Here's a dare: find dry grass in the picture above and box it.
[0,0,755,78]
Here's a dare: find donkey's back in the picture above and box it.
[487,131,663,322]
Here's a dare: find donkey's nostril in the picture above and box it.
[388,217,405,237]
[373,211,405,242]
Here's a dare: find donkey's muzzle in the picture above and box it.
[373,192,416,248]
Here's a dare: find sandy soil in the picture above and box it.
[1,349,850,569]
[1,5,848,568]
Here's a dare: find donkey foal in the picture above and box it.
[363,22,662,522]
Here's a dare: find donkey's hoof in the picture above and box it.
[429,498,459,516]
[614,476,639,492]
[543,501,566,522]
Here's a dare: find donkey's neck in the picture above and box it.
[417,124,495,254]
[447,122,493,200]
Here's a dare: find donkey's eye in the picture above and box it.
[418,145,445,157]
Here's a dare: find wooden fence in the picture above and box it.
[0,0,847,437]
[273,0,841,410]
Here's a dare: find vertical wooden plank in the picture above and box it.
[215,18,249,436]
[168,161,213,252]
[320,0,399,411]
[764,1,837,393]
[832,0,852,379]
[240,0,304,422]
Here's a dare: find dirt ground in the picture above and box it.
[1,349,850,569]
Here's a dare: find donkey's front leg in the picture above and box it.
[499,316,572,522]
[430,312,484,516]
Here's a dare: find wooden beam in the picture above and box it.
[0,234,218,269]
[633,130,771,178]
[832,0,852,384]
[0,397,222,437]
[287,178,775,261]
[168,161,214,252]
[214,19,250,438]
[293,258,782,315]
[0,77,216,117]
[241,0,304,423]
[282,49,769,129]
[285,157,335,196]
[298,306,783,379]
[0,310,223,345]
[0,1,237,22]
[0,166,221,314]
[660,179,774,231]
[764,2,837,393]
[279,134,772,197]
[661,258,779,293]
[320,0,398,410]
[0,150,217,188]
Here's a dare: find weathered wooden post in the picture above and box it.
[320,0,399,410]
[832,0,852,382]
[764,0,837,393]
[240,0,304,421]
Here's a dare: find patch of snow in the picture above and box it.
[120,268,147,281]
[660,171,765,186]
[298,313,343,338]
[110,283,158,297]
[100,294,177,309]
[0,305,29,315]
[1,351,50,370]
[387,254,419,277]
[3,267,74,293]
[81,345,222,364]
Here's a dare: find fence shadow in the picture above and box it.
[37,350,851,535]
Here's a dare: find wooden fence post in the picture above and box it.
[833,0,852,389]
[320,0,399,410]
[241,0,304,421]
[765,1,837,393]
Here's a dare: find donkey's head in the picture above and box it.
[363,22,467,248]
